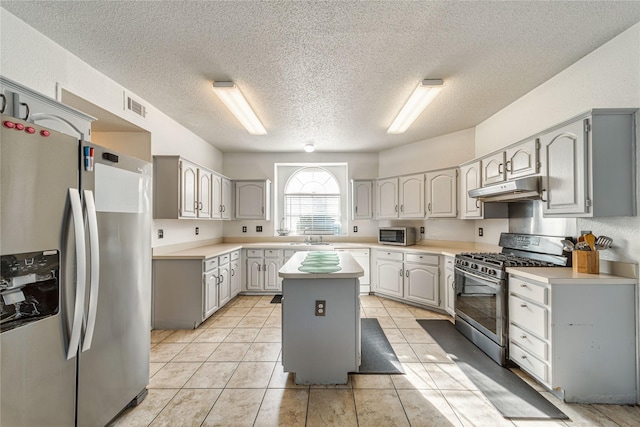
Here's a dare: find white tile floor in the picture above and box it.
[111,295,640,426]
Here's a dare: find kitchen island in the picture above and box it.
[279,252,364,384]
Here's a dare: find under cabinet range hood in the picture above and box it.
[468,176,542,202]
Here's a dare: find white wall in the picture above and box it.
[0,9,224,249]
[378,128,475,177]
[474,22,640,263]
[223,152,379,239]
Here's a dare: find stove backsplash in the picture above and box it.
[508,201,577,237]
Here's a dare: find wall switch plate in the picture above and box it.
[420,226,425,234]
[353,226,358,232]
[195,227,200,235]
[315,300,326,316]
[242,226,247,233]
[158,229,164,239]
[478,227,483,237]
[256,226,263,232]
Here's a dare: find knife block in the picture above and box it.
[572,250,599,274]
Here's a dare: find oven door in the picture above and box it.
[454,266,506,346]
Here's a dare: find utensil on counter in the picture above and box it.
[594,235,613,250]
[575,241,591,251]
[561,239,575,252]
[583,232,596,251]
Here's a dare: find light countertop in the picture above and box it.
[506,267,637,285]
[279,252,364,279]
[152,241,485,260]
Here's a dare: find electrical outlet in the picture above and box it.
[315,300,326,316]
[158,229,164,239]
[256,226,263,232]
[195,227,200,235]
[478,227,483,237]
[242,226,247,233]
[420,226,425,234]
[353,226,358,233]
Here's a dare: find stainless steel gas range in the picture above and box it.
[453,233,569,366]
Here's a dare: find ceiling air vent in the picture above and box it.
[124,91,147,118]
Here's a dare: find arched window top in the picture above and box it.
[284,167,340,194]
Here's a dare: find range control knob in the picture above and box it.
[3,120,15,128]
[14,123,24,131]
[25,127,35,134]
[40,130,50,137]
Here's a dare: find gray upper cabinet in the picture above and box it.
[235,180,271,220]
[481,138,539,186]
[376,177,399,219]
[351,179,373,220]
[426,168,458,218]
[481,151,506,186]
[399,174,426,218]
[459,161,482,219]
[540,109,637,217]
[154,155,229,220]
[505,138,539,180]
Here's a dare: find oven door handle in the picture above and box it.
[454,267,502,287]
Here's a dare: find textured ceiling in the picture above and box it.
[3,1,640,153]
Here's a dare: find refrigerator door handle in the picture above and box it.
[81,190,100,352]
[67,188,87,360]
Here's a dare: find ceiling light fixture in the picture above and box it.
[304,143,315,153]
[387,79,444,134]
[212,81,267,135]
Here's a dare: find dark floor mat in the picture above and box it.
[417,319,567,420]
[356,318,404,374]
[270,294,282,304]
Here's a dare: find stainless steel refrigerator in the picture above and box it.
[1,113,151,426]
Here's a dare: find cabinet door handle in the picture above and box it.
[20,102,30,120]
[400,205,404,213]
[521,355,527,359]
[355,206,358,214]
[520,283,527,287]
[520,335,527,339]
[222,205,226,212]
[498,163,504,174]
[258,264,261,271]
[195,201,199,210]
[520,303,527,308]
[505,160,511,173]
[475,199,480,209]
[395,204,398,213]
[540,189,548,203]
[261,207,264,214]
[231,268,235,276]
[405,269,409,277]
[0,93,6,114]
[199,202,203,210]
[399,269,403,277]
[452,280,456,290]
[264,264,267,271]
[428,203,432,212]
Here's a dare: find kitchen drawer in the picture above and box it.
[246,249,263,258]
[264,249,281,258]
[204,257,219,271]
[283,249,298,257]
[509,294,548,338]
[510,323,548,361]
[230,251,240,261]
[376,250,403,261]
[219,253,230,265]
[510,343,548,384]
[509,277,547,305]
[405,253,438,265]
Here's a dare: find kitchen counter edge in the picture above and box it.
[506,267,637,285]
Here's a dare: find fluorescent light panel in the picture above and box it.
[387,79,444,134]
[212,81,267,135]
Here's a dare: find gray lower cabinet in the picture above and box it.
[444,256,455,316]
[153,251,237,329]
[244,249,283,293]
[230,251,241,298]
[372,249,440,308]
[508,274,637,403]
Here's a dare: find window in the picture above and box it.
[283,167,342,235]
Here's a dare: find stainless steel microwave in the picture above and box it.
[378,227,416,246]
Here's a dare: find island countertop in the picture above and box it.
[279,252,364,279]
